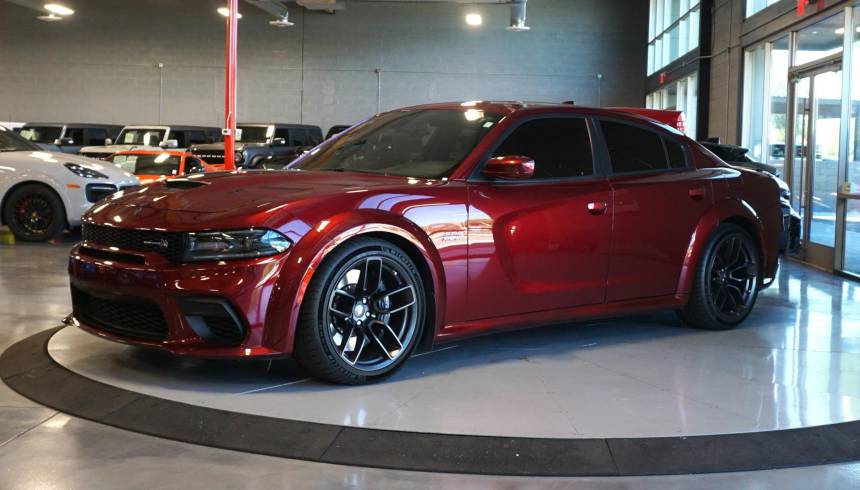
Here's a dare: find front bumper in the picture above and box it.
[67,243,292,358]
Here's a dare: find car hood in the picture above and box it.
[98,170,438,216]
[0,150,138,183]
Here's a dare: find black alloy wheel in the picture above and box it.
[295,238,425,384]
[679,224,761,330]
[3,184,66,242]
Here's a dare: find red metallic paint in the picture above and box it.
[68,102,782,359]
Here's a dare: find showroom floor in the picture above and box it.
[2,236,860,488]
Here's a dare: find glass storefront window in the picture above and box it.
[845,200,860,274]
[743,46,767,161]
[769,36,790,176]
[646,72,698,137]
[796,12,845,66]
[849,10,860,194]
[746,0,781,18]
[647,0,700,74]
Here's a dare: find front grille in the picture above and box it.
[82,223,187,262]
[72,286,168,341]
[193,150,225,164]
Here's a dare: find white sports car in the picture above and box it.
[0,126,139,242]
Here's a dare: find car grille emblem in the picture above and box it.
[143,238,170,250]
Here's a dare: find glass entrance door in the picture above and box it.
[788,65,843,269]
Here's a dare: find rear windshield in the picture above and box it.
[110,153,181,176]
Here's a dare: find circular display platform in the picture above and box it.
[4,312,860,476]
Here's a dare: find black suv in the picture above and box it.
[190,123,323,168]
[15,123,122,154]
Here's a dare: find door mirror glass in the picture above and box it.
[482,155,535,180]
[104,138,113,146]
[161,139,179,148]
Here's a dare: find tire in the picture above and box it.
[294,237,426,384]
[3,184,66,242]
[678,224,761,330]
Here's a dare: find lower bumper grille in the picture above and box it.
[72,286,168,341]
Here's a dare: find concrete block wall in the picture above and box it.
[0,0,648,133]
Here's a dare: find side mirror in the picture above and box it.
[160,139,179,149]
[481,155,535,180]
[104,138,113,146]
[272,137,286,146]
[54,137,74,146]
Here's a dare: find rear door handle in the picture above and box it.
[689,187,706,200]
[587,201,607,215]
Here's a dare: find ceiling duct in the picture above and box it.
[506,0,529,32]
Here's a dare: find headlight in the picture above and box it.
[235,151,245,163]
[65,163,108,179]
[183,229,291,262]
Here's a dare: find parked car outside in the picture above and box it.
[190,123,322,168]
[16,123,122,154]
[79,125,219,160]
[701,139,800,254]
[0,126,138,242]
[106,150,222,185]
[68,101,782,384]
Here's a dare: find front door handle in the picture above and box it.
[689,187,706,200]
[587,201,607,215]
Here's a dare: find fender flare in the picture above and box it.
[675,197,767,298]
[264,210,447,355]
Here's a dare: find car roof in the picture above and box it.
[113,150,189,156]
[397,101,684,133]
[238,123,321,129]
[22,123,122,128]
[121,125,219,131]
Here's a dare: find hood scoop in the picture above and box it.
[164,179,210,190]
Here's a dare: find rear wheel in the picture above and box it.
[678,224,761,330]
[3,184,66,242]
[294,238,425,384]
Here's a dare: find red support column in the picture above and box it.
[223,0,239,170]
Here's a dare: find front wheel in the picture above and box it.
[3,184,66,242]
[678,224,761,330]
[294,238,425,384]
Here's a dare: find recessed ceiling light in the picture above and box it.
[217,7,243,19]
[465,13,483,27]
[44,3,74,16]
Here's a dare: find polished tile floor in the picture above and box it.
[2,237,860,488]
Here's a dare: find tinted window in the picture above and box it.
[665,139,687,169]
[185,157,204,174]
[17,126,61,143]
[291,129,308,147]
[273,128,290,142]
[187,131,208,145]
[119,129,166,146]
[84,128,108,146]
[492,118,593,179]
[600,121,668,173]
[65,128,84,145]
[238,126,270,143]
[170,131,187,147]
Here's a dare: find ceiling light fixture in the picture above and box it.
[44,3,74,16]
[465,13,483,27]
[37,13,63,22]
[217,7,243,19]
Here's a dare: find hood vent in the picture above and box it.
[164,179,210,190]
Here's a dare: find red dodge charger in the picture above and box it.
[67,102,782,384]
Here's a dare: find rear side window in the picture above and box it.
[665,138,688,169]
[291,129,308,147]
[600,120,668,173]
[492,118,593,179]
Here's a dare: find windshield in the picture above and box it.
[17,126,62,144]
[109,153,181,176]
[117,129,167,146]
[236,126,270,143]
[292,109,502,178]
[0,127,41,151]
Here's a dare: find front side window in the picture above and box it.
[17,126,62,144]
[292,109,502,178]
[109,153,181,175]
[118,129,166,146]
[601,120,671,173]
[65,128,84,145]
[491,118,593,179]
